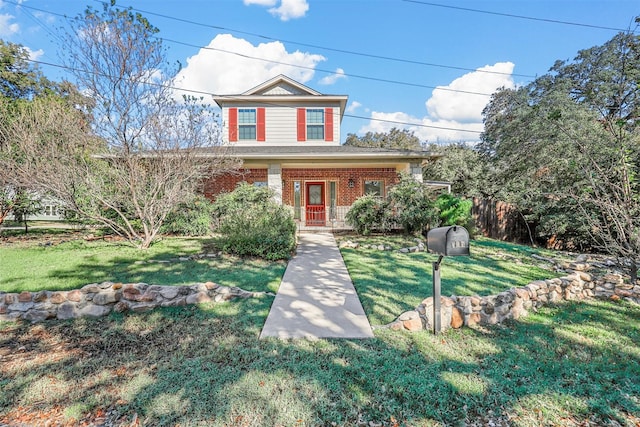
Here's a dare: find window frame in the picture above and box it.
[363,179,385,198]
[306,108,325,140]
[238,108,257,140]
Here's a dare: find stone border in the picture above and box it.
[0,282,273,323]
[339,239,425,253]
[387,267,640,332]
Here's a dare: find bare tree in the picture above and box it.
[48,3,238,248]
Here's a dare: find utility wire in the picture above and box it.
[162,37,494,97]
[4,0,530,81]
[402,0,638,33]
[27,58,483,135]
[96,0,535,79]
[4,0,496,97]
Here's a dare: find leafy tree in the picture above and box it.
[422,143,489,197]
[10,188,42,233]
[436,193,472,227]
[344,128,422,150]
[481,29,640,283]
[387,173,439,235]
[0,40,53,99]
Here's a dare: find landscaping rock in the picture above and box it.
[387,260,640,332]
[80,304,111,318]
[57,302,78,320]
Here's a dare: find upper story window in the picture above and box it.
[297,107,333,142]
[238,109,256,140]
[306,109,325,140]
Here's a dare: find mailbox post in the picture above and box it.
[426,226,470,334]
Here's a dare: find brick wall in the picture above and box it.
[202,169,268,200]
[203,167,400,206]
[282,168,399,205]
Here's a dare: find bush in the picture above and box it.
[345,194,390,235]
[212,183,296,260]
[161,196,216,236]
[436,193,472,227]
[388,174,439,235]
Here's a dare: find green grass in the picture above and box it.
[1,299,638,426]
[338,235,562,325]
[1,232,638,426]
[0,235,286,293]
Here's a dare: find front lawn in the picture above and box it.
[338,235,564,325]
[1,231,638,426]
[0,234,285,293]
[1,299,638,426]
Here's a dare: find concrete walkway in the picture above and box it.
[260,233,374,339]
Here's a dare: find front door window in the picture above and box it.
[305,182,325,226]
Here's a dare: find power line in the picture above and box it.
[402,0,638,33]
[101,0,536,79]
[26,58,483,135]
[161,37,495,97]
[3,0,531,81]
[3,0,497,97]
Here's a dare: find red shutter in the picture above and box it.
[297,108,306,142]
[325,107,333,142]
[228,108,238,142]
[257,107,266,142]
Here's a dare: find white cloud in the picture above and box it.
[243,0,277,5]
[26,47,44,61]
[173,34,325,97]
[269,0,309,21]
[244,0,309,20]
[319,68,346,85]
[346,101,362,114]
[359,62,515,143]
[0,13,19,36]
[426,62,515,123]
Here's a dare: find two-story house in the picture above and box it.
[206,75,436,230]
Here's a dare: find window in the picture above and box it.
[253,181,267,187]
[306,109,324,140]
[238,109,256,140]
[293,181,301,220]
[329,181,337,220]
[364,180,383,197]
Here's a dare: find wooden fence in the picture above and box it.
[472,197,531,243]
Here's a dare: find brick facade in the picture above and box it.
[202,167,400,206]
[281,168,399,206]
[202,169,268,200]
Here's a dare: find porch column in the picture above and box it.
[268,163,283,204]
[410,162,424,183]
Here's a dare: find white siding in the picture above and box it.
[222,102,342,146]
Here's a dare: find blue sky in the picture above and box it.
[1,0,639,143]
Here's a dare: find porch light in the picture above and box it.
[348,178,355,188]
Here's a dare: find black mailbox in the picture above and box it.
[427,226,470,257]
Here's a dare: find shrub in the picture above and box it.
[345,194,391,235]
[212,183,296,260]
[161,196,216,236]
[436,193,472,227]
[388,174,439,235]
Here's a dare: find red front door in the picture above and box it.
[305,182,325,226]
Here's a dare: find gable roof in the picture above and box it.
[213,75,348,119]
[241,74,321,96]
